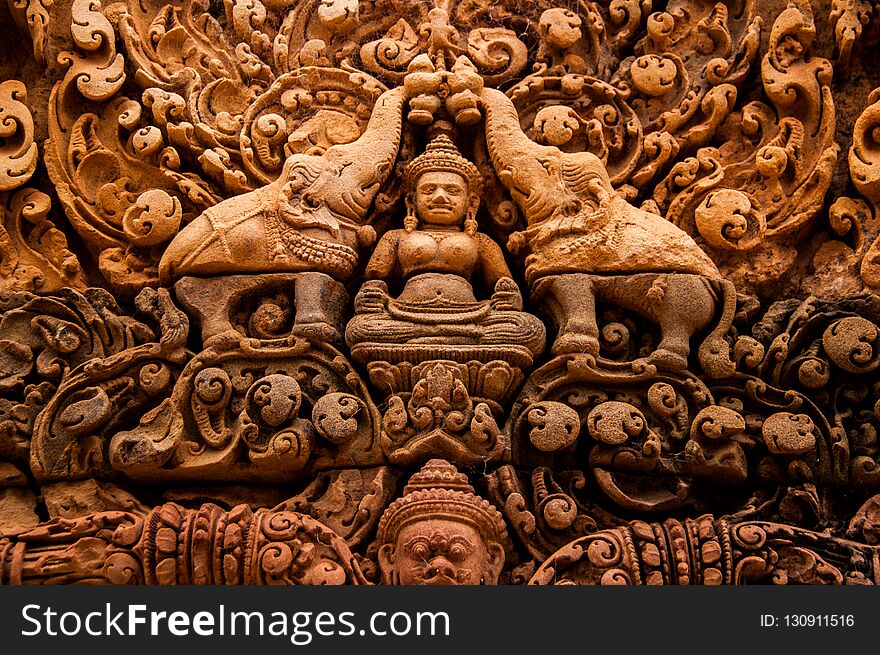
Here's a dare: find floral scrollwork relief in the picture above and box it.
[1,0,880,586]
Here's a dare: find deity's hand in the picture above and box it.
[354,279,390,313]
[506,231,527,255]
[490,277,524,311]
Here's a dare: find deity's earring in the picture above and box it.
[404,212,418,232]
[464,205,478,236]
[404,195,418,232]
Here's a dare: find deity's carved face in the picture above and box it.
[414,171,470,227]
[379,518,504,585]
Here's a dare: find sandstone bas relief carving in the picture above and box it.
[3,0,880,585]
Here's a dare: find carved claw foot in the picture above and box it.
[551,332,600,358]
[648,347,689,370]
[292,321,342,344]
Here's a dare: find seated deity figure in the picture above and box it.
[345,134,546,366]
[376,458,510,585]
[156,86,408,345]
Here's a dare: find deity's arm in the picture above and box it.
[476,234,514,289]
[363,230,401,281]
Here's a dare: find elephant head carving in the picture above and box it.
[480,87,736,377]
[158,86,408,285]
[480,87,721,284]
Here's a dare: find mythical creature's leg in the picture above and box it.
[533,274,600,357]
[174,275,242,348]
[650,274,715,370]
[291,272,347,343]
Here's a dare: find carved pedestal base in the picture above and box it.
[370,360,518,466]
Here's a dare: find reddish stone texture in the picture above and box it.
[2,0,880,585]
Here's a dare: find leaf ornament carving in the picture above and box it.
[650,1,837,293]
[0,503,365,585]
[0,81,86,293]
[830,0,874,71]
[0,81,39,193]
[6,0,54,65]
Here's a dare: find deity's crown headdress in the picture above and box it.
[376,459,510,550]
[404,134,484,196]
